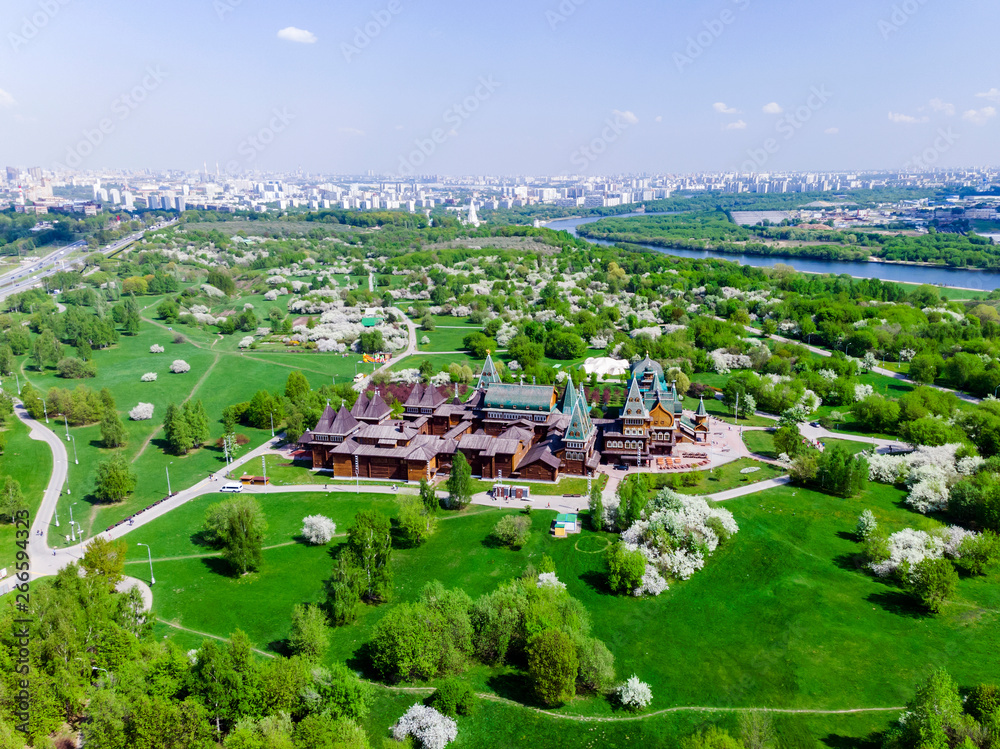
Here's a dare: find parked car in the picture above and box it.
[219,483,243,493]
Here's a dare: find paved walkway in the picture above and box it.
[116,575,153,611]
[705,476,792,502]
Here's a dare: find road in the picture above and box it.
[0,219,177,302]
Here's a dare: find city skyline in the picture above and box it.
[3,0,1000,175]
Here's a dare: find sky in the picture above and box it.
[2,0,999,177]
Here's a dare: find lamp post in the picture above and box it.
[71,434,78,465]
[14,373,20,395]
[354,456,359,494]
[166,463,172,497]
[64,414,69,441]
[69,503,77,541]
[137,542,155,585]
[262,455,267,484]
[42,400,48,423]
[269,410,274,438]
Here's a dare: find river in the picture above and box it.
[545,212,1000,291]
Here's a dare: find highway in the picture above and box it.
[0,218,176,302]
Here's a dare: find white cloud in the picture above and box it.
[976,88,1000,103]
[713,102,740,115]
[724,120,747,130]
[339,127,365,136]
[277,26,317,44]
[0,89,16,108]
[394,125,404,131]
[963,106,996,126]
[612,109,639,125]
[654,115,662,123]
[824,127,839,135]
[929,98,955,116]
[888,111,929,125]
[762,102,783,115]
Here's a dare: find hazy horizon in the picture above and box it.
[3,0,1000,176]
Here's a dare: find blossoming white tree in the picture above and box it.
[616,675,653,711]
[301,515,336,545]
[129,403,154,421]
[140,372,157,382]
[170,360,191,374]
[536,572,566,591]
[150,344,165,354]
[392,704,458,749]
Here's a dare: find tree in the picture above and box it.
[307,664,374,723]
[284,370,310,402]
[544,330,587,360]
[462,331,495,359]
[907,557,957,613]
[95,452,137,503]
[347,509,393,602]
[527,629,579,706]
[447,452,472,509]
[0,477,26,522]
[605,541,646,594]
[204,496,268,575]
[815,443,868,497]
[184,399,210,448]
[681,726,746,749]
[772,425,802,457]
[398,494,437,546]
[358,330,385,354]
[370,602,441,682]
[100,408,128,449]
[892,669,965,749]
[302,515,337,545]
[588,483,604,531]
[245,389,282,430]
[852,394,900,433]
[492,515,531,549]
[206,269,236,296]
[81,536,128,588]
[288,603,330,663]
[739,710,776,749]
[328,552,365,626]
[909,355,940,385]
[428,678,477,718]
[163,403,193,455]
[790,451,818,484]
[419,478,438,515]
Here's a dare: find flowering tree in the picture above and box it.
[856,509,878,540]
[392,704,458,749]
[616,675,653,711]
[128,403,154,421]
[140,372,157,382]
[302,515,336,545]
[238,336,254,349]
[170,360,191,374]
[536,572,566,591]
[150,344,164,354]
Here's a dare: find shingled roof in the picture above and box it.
[483,383,555,412]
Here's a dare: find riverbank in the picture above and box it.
[545,214,1000,291]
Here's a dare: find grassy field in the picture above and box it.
[417,327,481,352]
[0,416,52,572]
[741,429,776,458]
[665,457,785,495]
[135,479,1000,749]
[129,485,1000,746]
[7,313,369,540]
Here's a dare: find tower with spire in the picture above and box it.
[467,198,480,228]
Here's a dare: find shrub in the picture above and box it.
[527,629,579,706]
[392,704,457,749]
[575,636,615,694]
[170,359,191,373]
[907,557,958,613]
[616,675,653,712]
[605,541,647,595]
[427,678,477,718]
[492,515,531,549]
[302,515,336,545]
[128,402,154,421]
[56,357,96,379]
[140,372,157,382]
[150,344,164,353]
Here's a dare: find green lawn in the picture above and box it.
[0,416,52,572]
[667,458,785,495]
[741,429,776,458]
[255,454,400,489]
[417,327,481,352]
[9,315,368,540]
[140,480,1000,744]
[393,353,479,373]
[699,394,776,427]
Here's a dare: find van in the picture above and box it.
[220,483,243,493]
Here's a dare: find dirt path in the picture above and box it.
[155,618,276,658]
